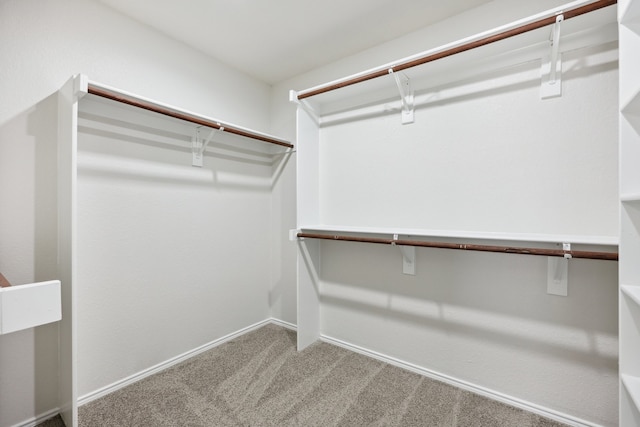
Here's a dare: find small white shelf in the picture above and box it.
[622,285,640,307]
[299,224,619,246]
[622,374,640,415]
[0,280,62,335]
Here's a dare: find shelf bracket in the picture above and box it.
[547,243,570,296]
[392,234,415,275]
[540,14,563,99]
[192,125,223,167]
[388,69,414,124]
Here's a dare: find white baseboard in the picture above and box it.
[269,317,297,331]
[320,334,601,427]
[10,407,60,427]
[78,318,275,406]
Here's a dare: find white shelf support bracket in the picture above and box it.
[289,90,321,125]
[392,234,416,275]
[388,69,414,124]
[540,14,564,99]
[192,125,223,167]
[547,243,570,296]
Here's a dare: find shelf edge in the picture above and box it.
[622,285,640,306]
[299,225,619,246]
[622,374,640,414]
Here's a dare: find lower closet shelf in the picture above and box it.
[622,375,640,414]
[622,285,640,307]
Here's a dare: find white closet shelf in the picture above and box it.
[621,89,640,116]
[622,374,640,415]
[621,0,640,24]
[84,77,293,149]
[298,224,619,246]
[622,285,640,307]
[621,193,640,203]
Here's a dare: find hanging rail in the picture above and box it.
[296,232,618,261]
[87,84,294,149]
[0,273,13,288]
[296,0,616,100]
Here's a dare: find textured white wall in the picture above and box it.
[270,1,619,425]
[0,0,273,425]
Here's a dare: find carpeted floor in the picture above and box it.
[39,324,567,426]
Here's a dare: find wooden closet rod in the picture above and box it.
[0,273,13,288]
[297,0,617,100]
[297,232,619,261]
[87,84,294,149]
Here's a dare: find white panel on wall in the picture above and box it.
[619,0,640,424]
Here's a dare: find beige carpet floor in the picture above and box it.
[38,324,567,426]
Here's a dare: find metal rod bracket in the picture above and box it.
[547,242,570,296]
[388,70,414,124]
[541,14,563,99]
[563,242,572,259]
[547,256,568,296]
[393,234,416,275]
[192,125,223,167]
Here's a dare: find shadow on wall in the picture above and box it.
[75,99,291,193]
[319,239,618,371]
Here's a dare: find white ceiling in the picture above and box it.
[97,0,491,84]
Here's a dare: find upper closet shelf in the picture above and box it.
[291,0,617,116]
[79,76,293,149]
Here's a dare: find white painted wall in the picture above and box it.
[271,1,619,425]
[0,0,273,425]
[76,96,276,397]
[317,45,618,237]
